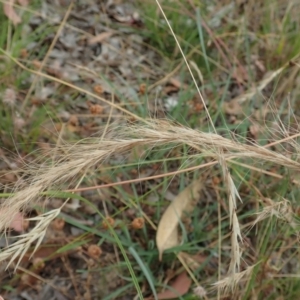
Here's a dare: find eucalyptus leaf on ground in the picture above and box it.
[156,180,203,260]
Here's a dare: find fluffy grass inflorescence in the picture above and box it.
[1,121,300,269]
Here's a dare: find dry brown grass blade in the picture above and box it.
[156,180,203,260]
[21,0,74,111]
[232,66,285,104]
[0,52,146,123]
[224,65,288,116]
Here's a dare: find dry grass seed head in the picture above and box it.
[0,209,61,270]
[211,264,256,293]
[1,120,300,268]
[248,198,297,232]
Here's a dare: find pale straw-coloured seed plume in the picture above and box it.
[211,264,257,293]
[0,209,61,270]
[219,155,243,275]
[248,198,297,232]
[1,120,300,271]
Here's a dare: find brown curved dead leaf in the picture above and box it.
[157,272,192,299]
[156,180,202,260]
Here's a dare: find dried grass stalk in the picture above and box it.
[1,120,299,270]
[0,209,61,270]
[211,264,256,293]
